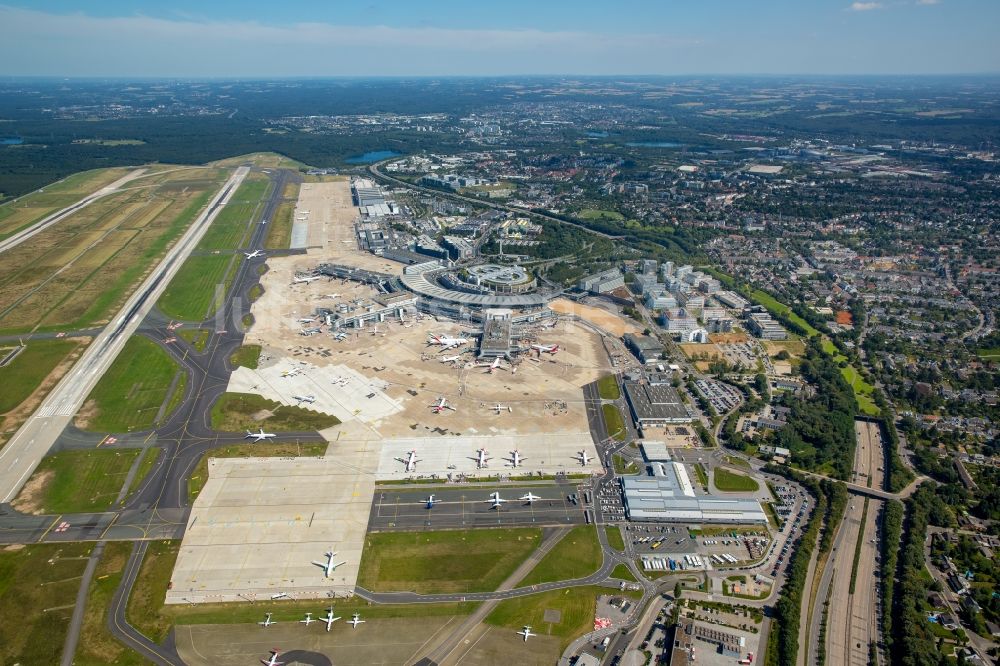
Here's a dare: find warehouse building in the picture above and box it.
[622,476,767,524]
[578,268,625,294]
[623,333,665,364]
[623,381,691,426]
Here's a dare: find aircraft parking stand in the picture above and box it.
[167,455,374,604]
[369,486,589,530]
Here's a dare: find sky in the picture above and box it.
[0,1,997,78]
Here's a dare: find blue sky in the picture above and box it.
[0,1,997,77]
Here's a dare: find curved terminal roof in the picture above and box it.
[400,270,556,307]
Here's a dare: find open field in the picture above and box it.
[597,373,621,400]
[602,403,627,440]
[157,254,235,321]
[177,327,211,352]
[977,347,1000,360]
[486,585,641,651]
[611,563,637,582]
[577,208,624,221]
[0,167,132,238]
[126,540,180,642]
[519,525,603,586]
[358,528,542,594]
[605,525,625,551]
[228,344,260,369]
[187,441,328,502]
[841,364,879,415]
[196,176,269,250]
[12,448,142,514]
[76,335,184,432]
[0,542,93,665]
[208,153,309,170]
[209,392,340,432]
[713,467,760,492]
[75,541,146,666]
[0,338,82,413]
[0,167,227,333]
[749,289,820,337]
[548,297,643,337]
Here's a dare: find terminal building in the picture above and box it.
[578,268,625,294]
[622,453,767,525]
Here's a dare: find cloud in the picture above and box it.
[848,2,883,10]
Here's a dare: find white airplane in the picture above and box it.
[430,397,455,413]
[506,450,525,468]
[473,448,491,469]
[321,606,341,632]
[396,449,421,473]
[261,649,284,666]
[312,551,346,578]
[245,428,277,442]
[281,368,302,378]
[244,249,265,259]
[371,325,379,336]
[348,613,365,629]
[520,492,542,504]
[531,343,560,355]
[426,494,437,508]
[293,394,316,404]
[486,491,507,509]
[493,403,512,414]
[292,275,321,284]
[576,450,592,466]
[480,357,510,374]
[300,613,315,626]
[428,334,470,350]
[258,613,276,627]
[518,626,537,642]
[439,354,463,363]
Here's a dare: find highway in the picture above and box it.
[0,168,148,255]
[0,167,249,504]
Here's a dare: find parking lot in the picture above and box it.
[693,378,743,414]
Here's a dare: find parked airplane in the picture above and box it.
[506,450,525,468]
[493,403,512,414]
[370,325,379,336]
[479,357,510,374]
[439,354,462,363]
[576,450,592,466]
[396,449,421,473]
[426,494,437,509]
[348,613,365,628]
[430,397,455,413]
[245,428,277,442]
[520,492,542,504]
[518,626,537,642]
[473,448,491,469]
[293,394,316,405]
[486,491,507,509]
[428,334,470,350]
[321,606,341,632]
[258,613,276,627]
[312,551,346,578]
[300,327,322,336]
[244,249,265,259]
[281,368,302,378]
[531,343,560,355]
[299,613,315,626]
[298,317,316,323]
[292,275,321,284]
[261,649,284,666]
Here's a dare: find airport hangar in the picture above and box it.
[622,444,768,524]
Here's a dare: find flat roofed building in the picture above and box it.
[578,268,625,294]
[623,381,690,425]
[640,441,672,462]
[623,333,665,364]
[622,477,767,524]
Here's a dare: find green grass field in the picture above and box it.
[78,335,183,432]
[605,525,625,551]
[13,449,142,514]
[613,454,639,475]
[577,208,625,221]
[157,254,234,321]
[0,542,94,665]
[485,585,641,650]
[750,289,820,337]
[209,392,340,432]
[519,526,603,586]
[358,528,542,594]
[610,563,638,582]
[597,374,621,400]
[76,541,146,666]
[125,447,160,501]
[976,347,1000,360]
[264,200,295,249]
[196,178,269,251]
[840,364,879,415]
[0,338,83,413]
[602,403,627,441]
[187,441,327,502]
[229,344,261,369]
[177,328,210,352]
[693,463,709,488]
[713,467,760,492]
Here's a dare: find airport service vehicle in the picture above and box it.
[312,551,346,578]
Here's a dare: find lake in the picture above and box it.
[345,150,401,164]
[1,137,24,145]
